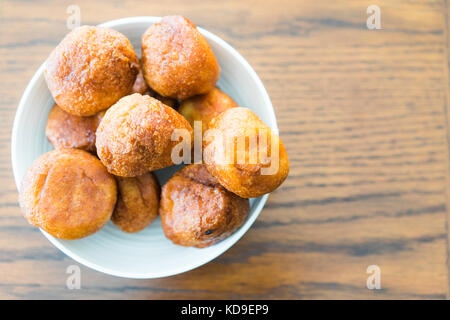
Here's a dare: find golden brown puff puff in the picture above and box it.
[96,93,193,177]
[132,62,177,110]
[203,107,289,198]
[160,164,249,248]
[132,63,177,108]
[152,92,178,110]
[141,16,220,100]
[132,68,149,95]
[112,172,160,233]
[179,87,238,129]
[19,148,117,240]
[142,87,178,109]
[45,104,105,153]
[45,26,139,116]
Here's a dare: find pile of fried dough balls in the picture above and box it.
[18,16,289,248]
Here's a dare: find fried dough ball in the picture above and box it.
[19,149,117,240]
[133,63,178,110]
[45,26,139,116]
[160,164,249,248]
[179,87,237,129]
[96,93,193,177]
[45,104,104,153]
[203,107,289,198]
[141,15,220,100]
[143,87,178,109]
[132,68,149,95]
[112,172,160,233]
[128,60,178,108]
[152,92,178,109]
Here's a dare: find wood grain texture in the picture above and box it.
[0,0,449,299]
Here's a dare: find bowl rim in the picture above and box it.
[11,16,277,279]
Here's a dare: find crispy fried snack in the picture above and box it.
[112,172,160,233]
[203,107,289,198]
[142,87,178,109]
[96,93,193,177]
[45,26,139,116]
[141,15,220,100]
[151,92,178,109]
[179,87,237,129]
[45,104,104,153]
[19,149,117,240]
[132,68,149,95]
[132,60,177,108]
[160,164,249,248]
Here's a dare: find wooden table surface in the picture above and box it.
[1,0,450,299]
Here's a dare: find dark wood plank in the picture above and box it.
[444,0,450,300]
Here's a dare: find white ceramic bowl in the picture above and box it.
[11,16,278,278]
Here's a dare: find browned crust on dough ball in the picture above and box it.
[203,107,289,198]
[112,172,160,233]
[46,104,104,153]
[160,164,249,248]
[45,26,139,116]
[143,87,178,109]
[141,16,220,100]
[132,68,149,95]
[179,87,237,129]
[153,93,178,109]
[19,148,117,240]
[96,93,193,177]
